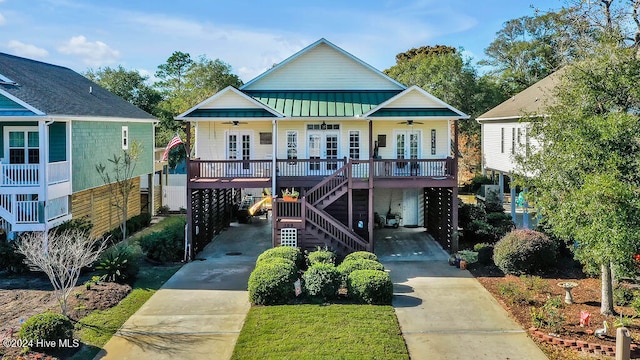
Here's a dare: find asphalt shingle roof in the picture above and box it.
[0,52,155,120]
[477,70,564,121]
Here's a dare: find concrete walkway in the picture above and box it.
[95,218,271,360]
[96,222,547,360]
[377,227,548,360]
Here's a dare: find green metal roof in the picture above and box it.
[185,108,277,118]
[369,107,460,117]
[244,90,401,117]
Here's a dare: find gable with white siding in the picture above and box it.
[242,39,404,91]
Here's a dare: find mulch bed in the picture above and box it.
[469,261,640,359]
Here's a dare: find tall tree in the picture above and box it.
[515,42,640,315]
[85,66,162,116]
[481,10,578,94]
[384,46,507,185]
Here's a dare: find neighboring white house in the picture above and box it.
[476,71,561,227]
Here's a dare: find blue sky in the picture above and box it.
[0,0,562,82]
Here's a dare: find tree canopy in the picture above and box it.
[515,42,640,315]
[85,65,162,116]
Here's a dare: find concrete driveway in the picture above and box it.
[377,226,548,360]
[97,222,546,360]
[95,218,271,360]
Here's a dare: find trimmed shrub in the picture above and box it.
[347,270,393,305]
[256,246,304,270]
[302,263,341,301]
[139,217,186,263]
[19,313,73,350]
[307,248,336,266]
[473,243,494,265]
[248,258,298,305]
[343,251,379,263]
[493,229,558,275]
[337,258,385,280]
[95,242,141,283]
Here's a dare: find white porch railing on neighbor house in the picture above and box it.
[46,196,68,221]
[48,161,70,185]
[0,216,10,233]
[1,164,39,186]
[16,200,39,223]
[0,194,11,215]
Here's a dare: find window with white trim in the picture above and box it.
[349,130,360,159]
[286,131,297,160]
[430,129,436,155]
[122,126,129,150]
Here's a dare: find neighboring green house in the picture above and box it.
[0,52,156,238]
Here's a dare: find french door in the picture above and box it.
[308,132,339,175]
[395,130,420,174]
[227,131,251,175]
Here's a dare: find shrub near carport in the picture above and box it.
[302,263,341,301]
[248,258,298,305]
[493,229,558,275]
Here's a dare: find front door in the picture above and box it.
[308,131,339,175]
[227,131,251,175]
[394,130,420,174]
[5,128,39,165]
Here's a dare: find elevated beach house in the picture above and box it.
[0,52,156,238]
[177,39,468,258]
[476,71,561,226]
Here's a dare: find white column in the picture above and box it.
[498,172,504,203]
[510,184,517,224]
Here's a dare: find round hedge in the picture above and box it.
[343,251,378,263]
[19,313,73,350]
[307,249,336,266]
[302,263,341,301]
[256,246,304,270]
[347,269,393,305]
[248,258,298,305]
[493,229,558,275]
[337,258,384,280]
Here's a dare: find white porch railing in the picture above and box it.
[48,161,70,185]
[1,164,39,186]
[0,194,11,215]
[0,217,10,233]
[46,196,68,221]
[16,200,39,223]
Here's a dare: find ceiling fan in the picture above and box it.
[397,120,423,125]
[221,120,248,126]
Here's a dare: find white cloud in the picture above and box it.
[0,12,5,26]
[58,35,120,66]
[7,40,49,59]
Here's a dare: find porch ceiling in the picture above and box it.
[244,90,401,117]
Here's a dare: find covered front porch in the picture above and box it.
[0,120,72,233]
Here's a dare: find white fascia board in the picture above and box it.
[0,88,45,115]
[175,86,284,119]
[240,38,406,91]
[363,85,470,119]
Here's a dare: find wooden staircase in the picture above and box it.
[275,162,369,254]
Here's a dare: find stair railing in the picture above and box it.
[305,200,368,252]
[305,160,349,206]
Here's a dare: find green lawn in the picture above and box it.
[232,304,409,360]
[68,216,184,360]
